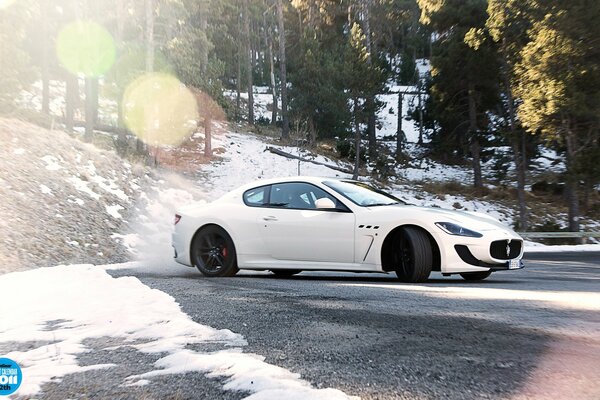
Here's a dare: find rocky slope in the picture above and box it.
[0,118,146,274]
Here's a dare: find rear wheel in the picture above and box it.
[460,271,492,281]
[191,225,238,277]
[270,269,301,278]
[394,227,433,283]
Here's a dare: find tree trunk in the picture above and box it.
[353,98,361,180]
[116,0,126,138]
[512,141,528,229]
[65,74,77,132]
[396,90,405,158]
[198,3,208,74]
[468,82,482,189]
[565,182,580,232]
[41,0,50,115]
[145,0,155,73]
[504,75,528,231]
[84,77,96,142]
[366,96,377,158]
[236,35,242,121]
[565,127,580,232]
[361,0,377,159]
[268,37,278,125]
[277,0,289,139]
[308,117,316,146]
[244,0,254,124]
[417,90,424,145]
[204,115,212,157]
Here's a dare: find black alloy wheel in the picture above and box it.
[394,227,433,283]
[191,225,238,277]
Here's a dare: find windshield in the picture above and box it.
[323,180,405,207]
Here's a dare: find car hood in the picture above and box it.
[367,204,516,233]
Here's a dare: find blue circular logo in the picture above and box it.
[0,358,22,396]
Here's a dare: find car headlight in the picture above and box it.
[435,222,482,238]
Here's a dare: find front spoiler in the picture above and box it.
[454,244,524,271]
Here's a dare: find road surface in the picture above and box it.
[34,252,600,399]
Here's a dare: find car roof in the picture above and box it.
[232,176,352,193]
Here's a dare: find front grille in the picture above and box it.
[490,240,522,260]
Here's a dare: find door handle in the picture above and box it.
[262,216,278,221]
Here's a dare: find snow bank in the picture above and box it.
[0,265,356,399]
[524,242,600,253]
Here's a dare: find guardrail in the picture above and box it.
[517,232,600,239]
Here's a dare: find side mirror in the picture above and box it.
[315,197,336,209]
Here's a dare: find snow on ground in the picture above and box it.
[524,242,600,252]
[376,85,425,143]
[224,87,274,123]
[21,79,119,126]
[391,184,514,225]
[200,129,352,198]
[391,143,473,183]
[0,264,356,399]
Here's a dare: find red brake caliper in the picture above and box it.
[222,247,228,258]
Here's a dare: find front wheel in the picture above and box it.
[460,271,492,281]
[394,227,433,283]
[191,225,238,277]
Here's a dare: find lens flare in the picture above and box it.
[0,0,17,9]
[122,73,199,146]
[56,20,116,77]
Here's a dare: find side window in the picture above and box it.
[243,185,269,207]
[270,182,338,210]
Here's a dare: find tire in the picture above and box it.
[460,271,492,281]
[191,225,239,277]
[270,269,301,278]
[394,227,433,283]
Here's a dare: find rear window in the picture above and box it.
[243,185,269,206]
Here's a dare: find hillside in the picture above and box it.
[0,118,141,273]
[1,116,599,275]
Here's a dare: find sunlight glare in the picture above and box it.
[0,0,16,9]
[56,20,116,77]
[343,283,600,311]
[122,73,199,146]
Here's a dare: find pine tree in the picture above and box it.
[516,0,600,232]
[418,0,500,189]
[486,0,539,231]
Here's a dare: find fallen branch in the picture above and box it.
[266,146,353,174]
[72,120,132,136]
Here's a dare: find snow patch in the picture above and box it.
[39,184,53,195]
[41,155,62,171]
[68,176,101,200]
[13,148,25,155]
[127,348,358,400]
[524,242,600,253]
[106,204,124,219]
[0,265,355,399]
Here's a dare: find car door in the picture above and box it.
[259,182,355,263]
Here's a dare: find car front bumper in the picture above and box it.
[439,234,524,274]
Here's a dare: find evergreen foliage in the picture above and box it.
[2,0,599,230]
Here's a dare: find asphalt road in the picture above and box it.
[98,252,599,400]
[28,252,600,399]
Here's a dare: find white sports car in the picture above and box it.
[172,176,523,282]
